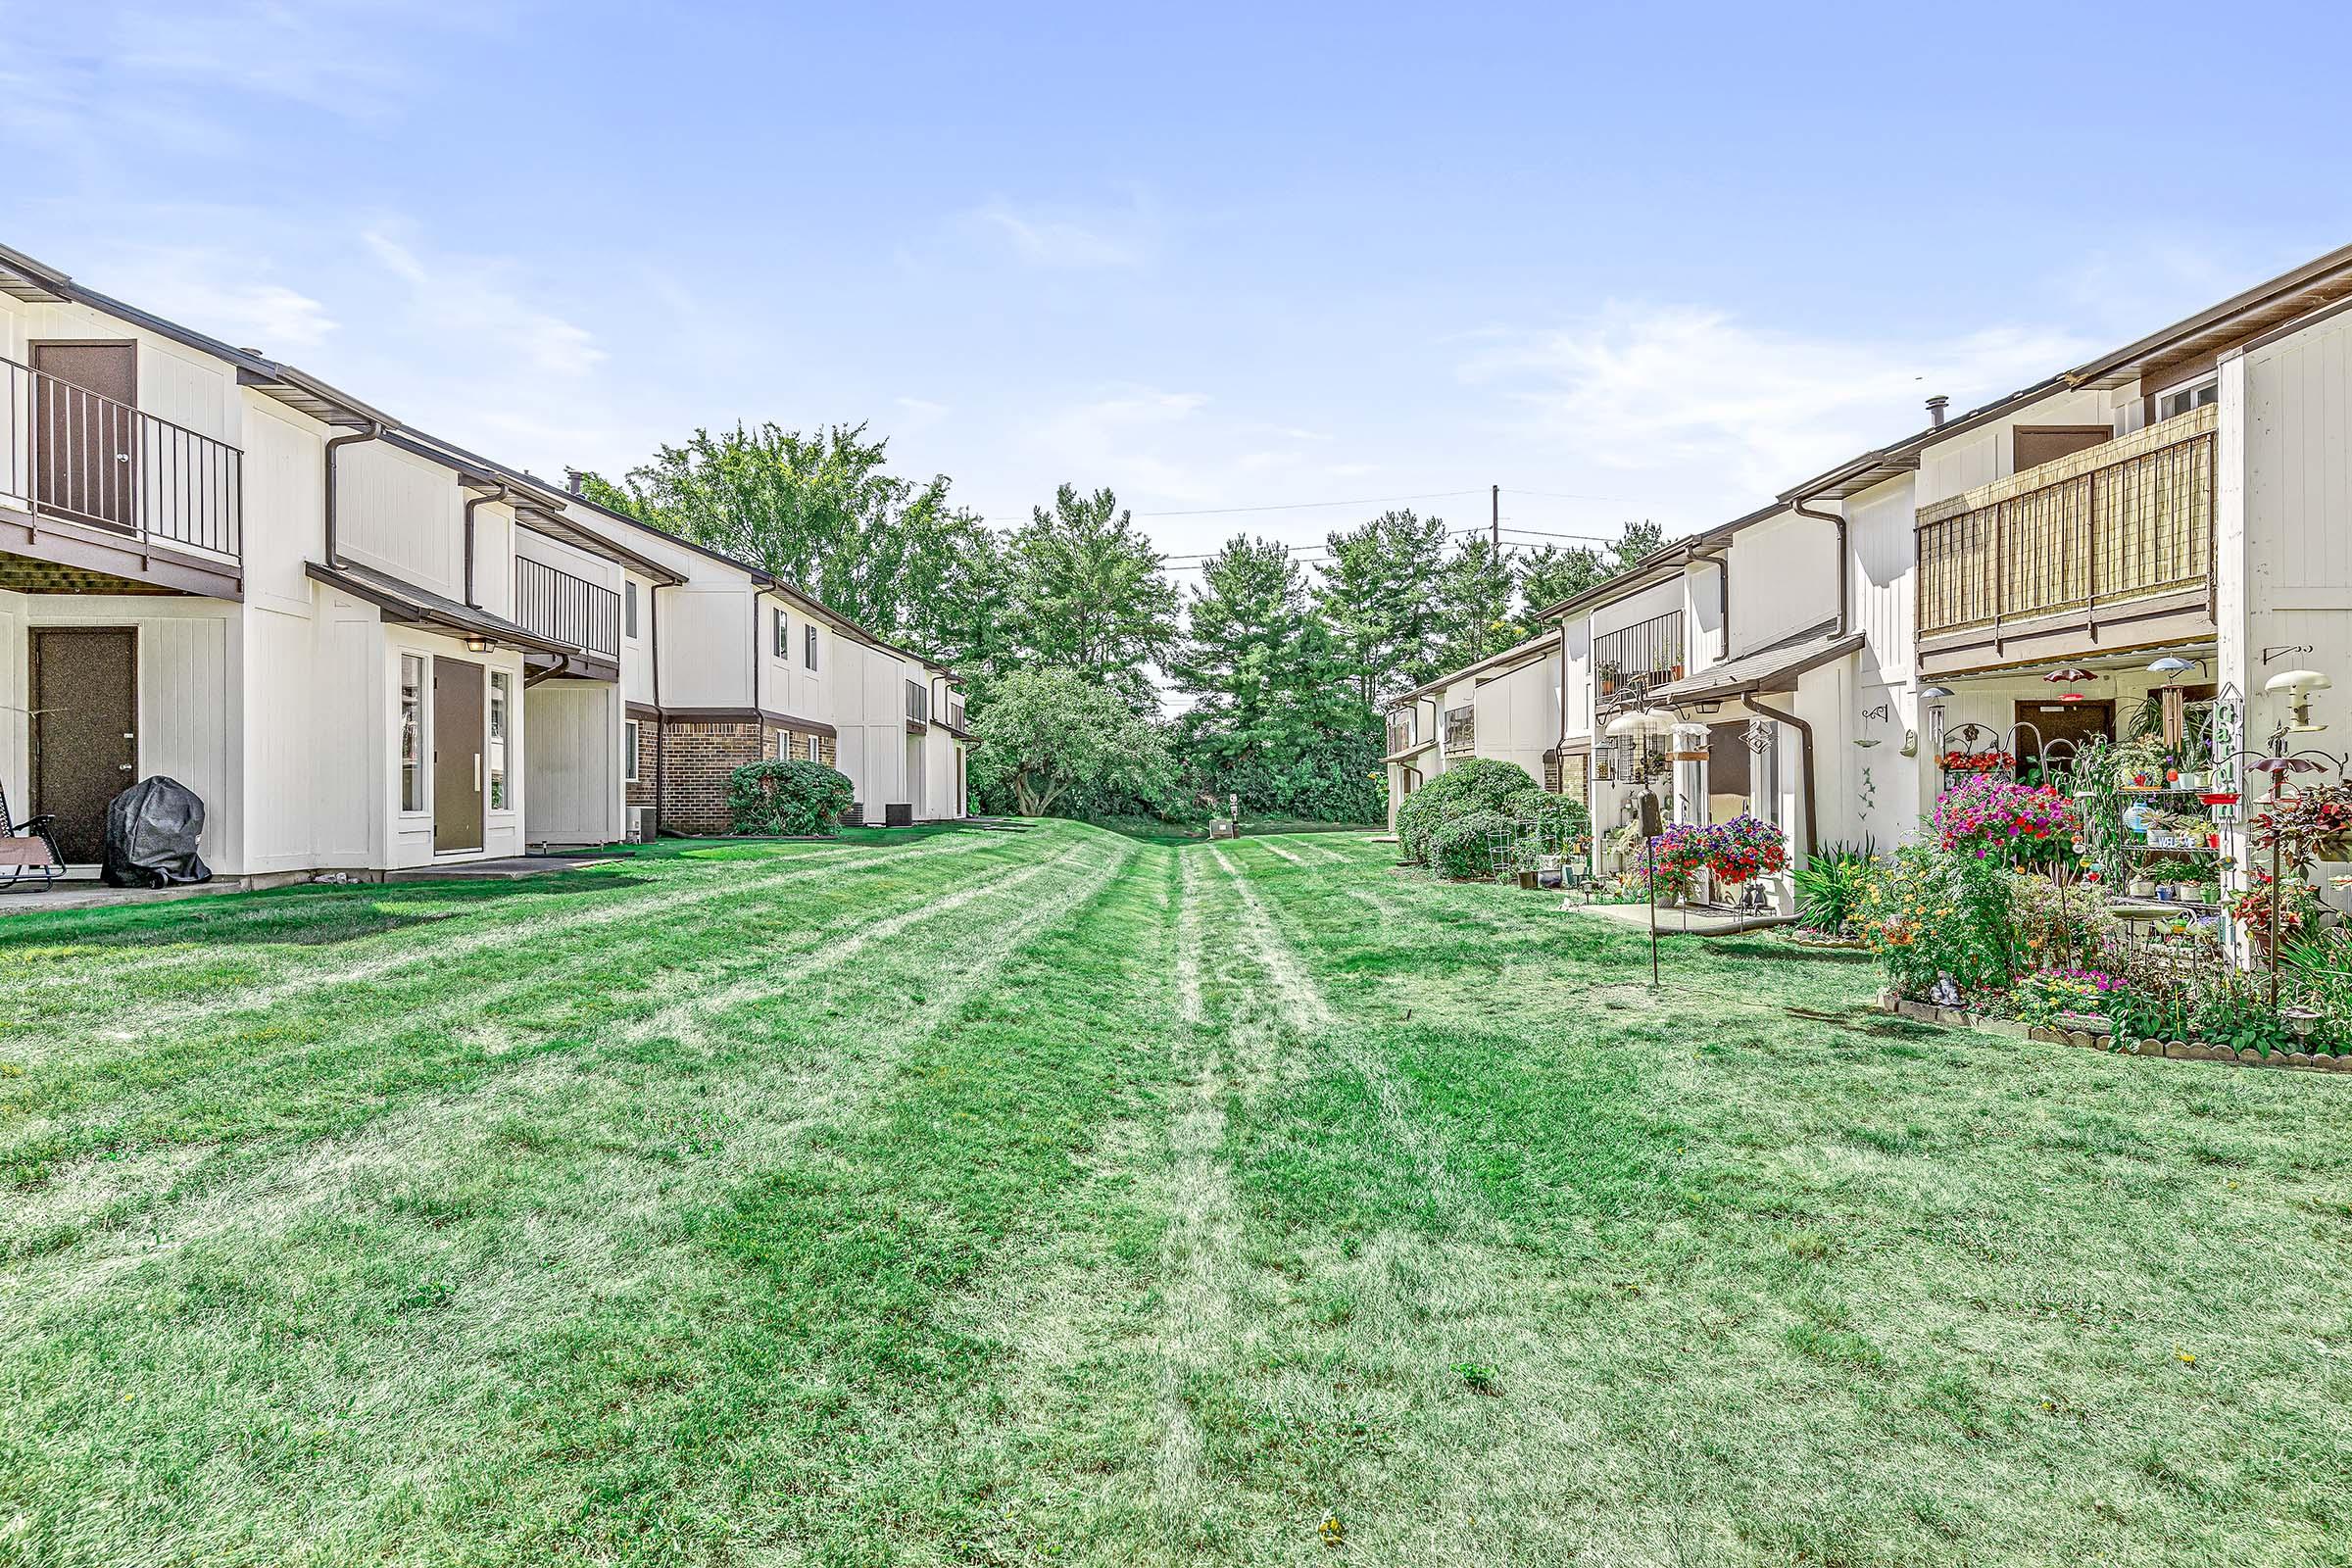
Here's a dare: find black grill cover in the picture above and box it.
[101,776,214,889]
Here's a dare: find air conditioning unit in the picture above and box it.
[884,803,913,828]
[626,806,657,844]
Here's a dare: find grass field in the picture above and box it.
[4,819,2351,1565]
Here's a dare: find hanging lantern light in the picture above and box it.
[2044,666,2094,704]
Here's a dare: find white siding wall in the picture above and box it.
[2230,311,2352,756]
[1915,388,2123,508]
[335,442,465,600]
[525,682,620,844]
[662,584,754,708]
[1723,510,1838,658]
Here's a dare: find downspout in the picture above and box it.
[462,485,514,609]
[320,420,384,568]
[651,581,666,839]
[1746,692,1816,861]
[1788,493,1849,636]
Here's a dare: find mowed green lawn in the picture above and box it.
[3,821,2351,1566]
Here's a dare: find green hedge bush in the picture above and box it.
[1430,808,1514,880]
[1396,759,1537,863]
[726,759,856,836]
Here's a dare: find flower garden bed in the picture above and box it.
[1880,995,2352,1072]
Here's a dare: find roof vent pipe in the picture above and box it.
[564,466,586,496]
[1927,394,1949,427]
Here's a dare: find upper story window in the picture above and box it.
[772,606,788,658]
[2155,376,2219,422]
[1444,705,1475,755]
[906,679,929,725]
[623,580,638,640]
[804,623,818,671]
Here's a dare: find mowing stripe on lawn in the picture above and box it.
[5,829,1013,1039]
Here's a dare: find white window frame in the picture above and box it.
[2154,375,2219,423]
[622,580,639,640]
[772,606,789,658]
[623,719,640,782]
[807,734,821,762]
[804,622,818,671]
[487,670,513,812]
[399,653,427,813]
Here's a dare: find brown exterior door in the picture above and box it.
[29,628,137,863]
[32,342,138,532]
[433,658,485,854]
[2015,699,2113,785]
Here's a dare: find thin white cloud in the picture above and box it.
[1465,302,2093,500]
[961,194,1156,269]
[362,226,606,379]
[109,254,339,353]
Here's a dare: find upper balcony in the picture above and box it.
[1593,611,1686,713]
[1916,404,2216,675]
[0,353,242,597]
[514,555,621,668]
[905,677,929,733]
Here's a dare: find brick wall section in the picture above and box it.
[626,720,658,810]
[657,720,765,836]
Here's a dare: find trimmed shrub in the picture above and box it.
[1396,758,1538,862]
[1431,808,1514,880]
[726,759,855,836]
[1502,788,1591,856]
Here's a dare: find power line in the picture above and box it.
[1133,488,1484,518]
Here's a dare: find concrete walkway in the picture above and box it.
[1574,900,1792,936]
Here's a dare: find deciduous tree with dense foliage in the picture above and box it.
[970,666,1173,816]
[576,422,958,647]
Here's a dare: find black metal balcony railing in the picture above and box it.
[906,679,929,725]
[0,354,241,558]
[1593,611,1685,711]
[514,556,620,658]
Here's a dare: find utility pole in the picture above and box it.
[1491,483,1500,556]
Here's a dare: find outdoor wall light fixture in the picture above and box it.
[465,634,491,653]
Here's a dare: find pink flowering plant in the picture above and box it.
[1933,775,2081,867]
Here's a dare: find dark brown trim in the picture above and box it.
[625,700,662,721]
[658,705,838,738]
[304,561,569,656]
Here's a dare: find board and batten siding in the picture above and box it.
[525,682,621,844]
[2226,310,2352,751]
[333,442,466,602]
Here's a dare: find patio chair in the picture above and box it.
[0,784,64,893]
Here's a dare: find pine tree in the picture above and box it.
[1315,509,1450,700]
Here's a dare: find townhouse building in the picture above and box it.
[1390,240,2352,913]
[0,241,967,884]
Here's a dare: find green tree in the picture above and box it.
[578,421,956,644]
[1434,536,1521,671]
[1173,535,1384,823]
[970,666,1173,816]
[1315,509,1450,700]
[1005,484,1179,711]
[1516,519,1669,615]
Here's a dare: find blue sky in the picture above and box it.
[7,0,2351,582]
